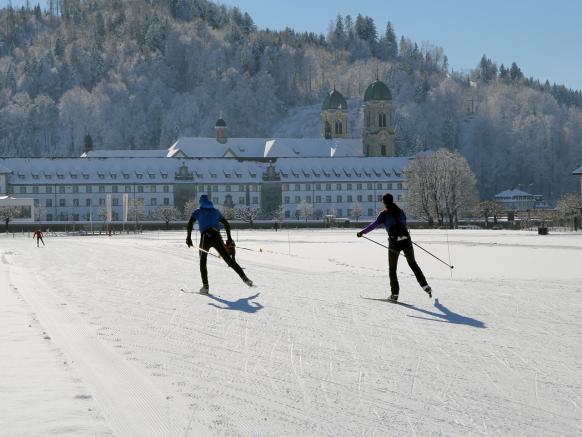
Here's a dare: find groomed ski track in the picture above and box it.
[1,229,582,436]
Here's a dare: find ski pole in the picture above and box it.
[236,246,263,253]
[361,235,405,258]
[190,245,220,259]
[411,241,454,269]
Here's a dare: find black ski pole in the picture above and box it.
[361,235,405,258]
[411,241,454,269]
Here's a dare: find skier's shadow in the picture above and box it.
[363,297,485,328]
[403,299,486,328]
[207,292,263,314]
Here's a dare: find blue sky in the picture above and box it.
[4,0,582,90]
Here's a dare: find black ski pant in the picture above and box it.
[36,236,45,247]
[199,230,246,287]
[388,238,427,294]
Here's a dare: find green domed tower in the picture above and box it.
[321,85,348,140]
[214,114,228,144]
[363,77,394,156]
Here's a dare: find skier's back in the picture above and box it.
[186,195,252,294]
[33,229,45,247]
[357,193,431,302]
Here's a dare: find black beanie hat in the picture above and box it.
[382,193,394,205]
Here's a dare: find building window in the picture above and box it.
[32,186,39,194]
[306,196,312,203]
[368,208,373,216]
[365,111,371,127]
[337,195,342,202]
[387,183,393,190]
[46,186,52,194]
[239,197,245,204]
[59,186,65,194]
[151,198,157,206]
[295,196,300,203]
[398,182,402,190]
[86,199,91,207]
[368,195,373,202]
[72,185,78,193]
[381,145,386,156]
[357,195,363,202]
[252,196,258,204]
[72,213,79,221]
[59,199,65,207]
[316,184,321,190]
[138,186,144,193]
[99,198,105,206]
[46,199,52,207]
[336,183,341,190]
[73,198,79,207]
[112,198,119,206]
[112,186,118,193]
[46,214,53,221]
[99,185,105,193]
[305,183,311,190]
[367,183,372,190]
[337,209,343,217]
[213,197,219,204]
[163,185,169,193]
[295,184,300,191]
[86,185,92,193]
[125,185,131,193]
[347,183,352,190]
[285,210,290,219]
[357,183,362,190]
[335,121,343,135]
[347,195,353,202]
[326,195,332,203]
[316,195,322,203]
[164,198,170,205]
[325,183,331,191]
[379,112,387,128]
[150,185,156,193]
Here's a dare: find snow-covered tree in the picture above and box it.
[475,200,505,227]
[0,205,21,232]
[152,205,181,228]
[350,202,364,221]
[235,206,261,227]
[556,194,582,230]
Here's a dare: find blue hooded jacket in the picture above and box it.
[191,195,224,233]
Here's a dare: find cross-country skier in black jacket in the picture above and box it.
[357,193,432,302]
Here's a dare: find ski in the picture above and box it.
[360,295,404,304]
[180,288,213,296]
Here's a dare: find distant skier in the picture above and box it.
[186,195,253,294]
[33,229,45,247]
[357,193,431,302]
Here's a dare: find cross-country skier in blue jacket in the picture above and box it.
[186,195,253,294]
[357,193,432,302]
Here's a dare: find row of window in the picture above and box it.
[17,173,169,181]
[282,182,403,191]
[14,185,172,195]
[365,111,392,129]
[283,194,402,204]
[284,208,376,219]
[38,197,172,208]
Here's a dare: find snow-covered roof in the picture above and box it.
[573,166,582,175]
[81,150,169,158]
[168,138,266,158]
[1,156,409,185]
[494,189,533,198]
[168,137,363,159]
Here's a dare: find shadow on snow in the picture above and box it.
[362,297,486,328]
[207,292,263,314]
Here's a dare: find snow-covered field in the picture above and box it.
[1,229,582,437]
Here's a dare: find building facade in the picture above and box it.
[0,78,410,224]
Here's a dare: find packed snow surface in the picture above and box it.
[1,229,582,436]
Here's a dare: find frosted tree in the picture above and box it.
[152,205,181,228]
[297,200,313,221]
[0,205,21,232]
[556,194,582,230]
[235,206,261,228]
[475,201,505,227]
[183,199,197,219]
[350,202,364,221]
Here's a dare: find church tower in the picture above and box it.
[362,76,395,156]
[320,85,348,140]
[215,114,228,144]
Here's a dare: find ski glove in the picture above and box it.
[356,232,363,238]
[186,236,193,247]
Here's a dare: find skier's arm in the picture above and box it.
[357,212,383,237]
[186,216,195,247]
[219,218,234,244]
